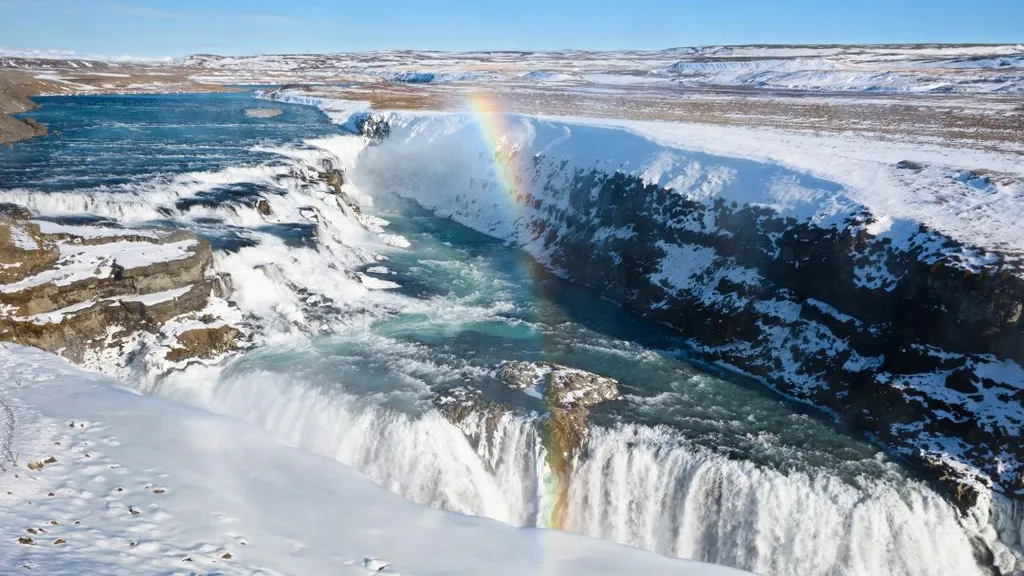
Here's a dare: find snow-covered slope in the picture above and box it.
[178,44,1024,93]
[344,108,1024,268]
[663,50,1024,92]
[0,344,746,575]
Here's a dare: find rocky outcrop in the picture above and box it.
[519,168,1024,509]
[497,360,618,458]
[505,170,1022,512]
[0,70,58,144]
[0,207,240,369]
[318,162,345,194]
[499,361,618,528]
[437,361,619,528]
[349,112,391,142]
[255,198,272,216]
[164,325,240,363]
[0,115,46,144]
[316,160,362,215]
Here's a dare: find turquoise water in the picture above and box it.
[2,92,336,192]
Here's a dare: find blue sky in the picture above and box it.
[0,0,1021,57]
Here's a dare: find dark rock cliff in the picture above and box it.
[516,166,1023,511]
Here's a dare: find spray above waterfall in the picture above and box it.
[464,92,529,208]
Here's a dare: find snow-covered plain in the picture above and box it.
[176,45,1024,93]
[0,344,746,575]
[5,44,1022,100]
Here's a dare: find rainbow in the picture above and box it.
[463,92,530,211]
[463,92,576,533]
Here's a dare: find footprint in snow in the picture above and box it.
[364,557,400,573]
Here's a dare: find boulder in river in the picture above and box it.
[255,198,272,216]
[438,360,619,529]
[497,360,619,408]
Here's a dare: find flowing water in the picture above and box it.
[0,93,1002,576]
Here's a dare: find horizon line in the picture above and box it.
[2,41,1023,62]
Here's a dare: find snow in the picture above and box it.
[336,105,1024,275]
[0,240,199,294]
[6,224,38,251]
[804,298,861,327]
[22,299,97,325]
[379,234,412,249]
[14,286,192,326]
[660,48,1024,92]
[257,90,370,126]
[540,115,1024,261]
[652,241,718,293]
[32,220,166,240]
[885,358,1023,439]
[113,285,194,305]
[0,344,746,575]
[358,273,401,290]
[169,44,1024,94]
[520,70,580,82]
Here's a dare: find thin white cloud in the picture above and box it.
[0,46,80,58]
[0,45,173,62]
[102,2,184,20]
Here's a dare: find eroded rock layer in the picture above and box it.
[0,205,240,372]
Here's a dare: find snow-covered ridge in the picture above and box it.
[327,105,1024,264]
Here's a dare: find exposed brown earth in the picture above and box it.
[0,70,63,143]
[0,206,238,365]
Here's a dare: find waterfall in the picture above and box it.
[565,426,988,576]
[159,364,521,524]
[453,413,990,576]
[158,359,995,576]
